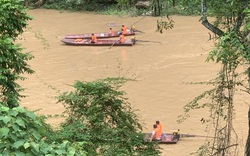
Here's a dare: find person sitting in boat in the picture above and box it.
[156,120,166,140]
[91,33,97,43]
[130,26,136,32]
[156,121,162,133]
[108,28,115,36]
[121,25,127,35]
[75,38,83,42]
[149,124,162,142]
[119,32,125,43]
[131,37,136,44]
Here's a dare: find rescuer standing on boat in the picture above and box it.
[91,33,97,43]
[119,32,125,43]
[121,25,127,35]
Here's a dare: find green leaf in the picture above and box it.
[30,141,39,152]
[15,118,25,128]
[31,131,41,140]
[0,106,9,112]
[12,123,20,132]
[0,127,9,137]
[23,142,30,149]
[9,109,18,117]
[13,140,25,149]
[2,116,12,124]
[55,150,64,155]
[26,111,35,119]
[0,141,6,149]
[13,151,25,156]
[15,107,26,113]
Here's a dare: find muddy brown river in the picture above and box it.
[17,9,248,155]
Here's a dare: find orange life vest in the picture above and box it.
[153,127,162,139]
[120,34,125,43]
[157,123,163,134]
[122,26,127,34]
[92,35,97,43]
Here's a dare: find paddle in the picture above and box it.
[179,133,215,138]
[129,16,146,33]
[130,16,146,28]
[132,28,145,33]
[136,39,162,44]
[108,39,120,49]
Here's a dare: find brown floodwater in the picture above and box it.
[17,9,248,155]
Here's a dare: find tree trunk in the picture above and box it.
[172,0,177,7]
[246,106,250,156]
[200,0,224,37]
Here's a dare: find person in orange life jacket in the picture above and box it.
[121,25,127,35]
[156,120,166,140]
[119,32,125,43]
[149,124,162,142]
[156,121,162,134]
[108,28,115,36]
[91,33,97,43]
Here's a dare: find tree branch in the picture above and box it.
[233,0,248,33]
[200,0,224,37]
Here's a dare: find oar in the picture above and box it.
[179,133,215,138]
[108,39,120,49]
[132,28,145,33]
[129,16,146,33]
[130,16,146,27]
[136,39,162,44]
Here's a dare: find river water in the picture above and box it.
[18,9,248,155]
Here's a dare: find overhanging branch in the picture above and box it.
[201,0,224,37]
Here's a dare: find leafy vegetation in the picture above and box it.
[175,0,250,155]
[48,78,161,156]
[0,0,88,155]
[0,105,87,155]
[4,0,250,155]
[0,0,34,108]
[29,0,204,16]
[0,1,162,155]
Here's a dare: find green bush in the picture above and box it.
[54,77,161,156]
[0,104,87,155]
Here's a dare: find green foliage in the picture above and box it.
[0,0,32,39]
[0,0,34,108]
[245,9,250,30]
[41,0,210,16]
[192,142,211,156]
[181,0,201,14]
[178,1,250,155]
[55,77,161,156]
[43,0,118,11]
[117,0,137,6]
[0,1,88,155]
[0,104,87,155]
[152,0,162,16]
[156,16,174,34]
[0,38,34,108]
[207,31,244,66]
[98,6,136,16]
